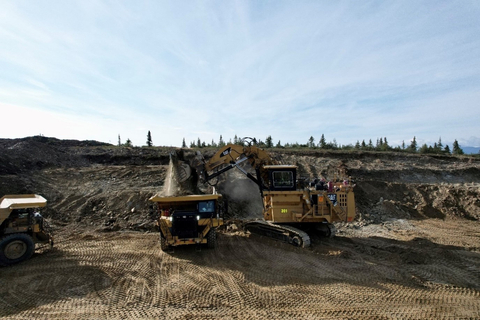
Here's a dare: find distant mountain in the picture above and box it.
[463,146,480,154]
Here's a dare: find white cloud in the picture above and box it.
[0,1,479,147]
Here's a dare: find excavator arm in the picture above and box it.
[192,143,277,191]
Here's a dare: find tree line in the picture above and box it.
[117,131,153,148]
[117,131,466,155]
[184,134,465,155]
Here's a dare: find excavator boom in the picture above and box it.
[193,143,277,190]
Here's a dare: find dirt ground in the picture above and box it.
[0,219,479,319]
[1,137,480,319]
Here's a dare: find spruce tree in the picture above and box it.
[182,138,187,148]
[368,139,374,150]
[409,136,417,152]
[419,143,429,154]
[319,134,326,149]
[146,131,152,147]
[308,136,315,148]
[452,140,464,155]
[382,137,390,151]
[265,135,273,148]
[437,137,443,152]
[218,135,225,147]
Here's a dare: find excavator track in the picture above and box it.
[244,220,311,248]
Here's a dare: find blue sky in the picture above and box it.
[1,1,479,148]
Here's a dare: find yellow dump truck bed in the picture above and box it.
[0,194,47,209]
[0,194,47,226]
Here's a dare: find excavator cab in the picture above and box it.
[264,165,297,191]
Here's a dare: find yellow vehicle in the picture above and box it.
[0,194,54,266]
[192,139,356,247]
[150,193,224,250]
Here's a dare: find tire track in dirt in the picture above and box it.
[1,220,480,319]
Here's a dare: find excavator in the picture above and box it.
[187,138,356,247]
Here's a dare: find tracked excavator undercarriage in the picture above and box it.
[244,221,312,247]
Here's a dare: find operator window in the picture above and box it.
[272,171,294,188]
[198,201,215,213]
[11,209,29,219]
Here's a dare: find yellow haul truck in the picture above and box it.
[150,194,224,251]
[0,194,54,266]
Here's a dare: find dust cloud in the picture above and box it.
[219,169,263,219]
[162,157,180,196]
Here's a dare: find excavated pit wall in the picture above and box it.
[0,137,479,231]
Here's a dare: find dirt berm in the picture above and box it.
[1,136,479,319]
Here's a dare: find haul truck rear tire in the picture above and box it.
[207,229,217,249]
[0,233,35,266]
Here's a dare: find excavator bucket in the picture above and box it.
[164,151,200,196]
[177,162,191,183]
[169,151,192,183]
[190,151,209,182]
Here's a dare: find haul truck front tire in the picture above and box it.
[207,229,217,249]
[159,234,169,252]
[0,233,35,266]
